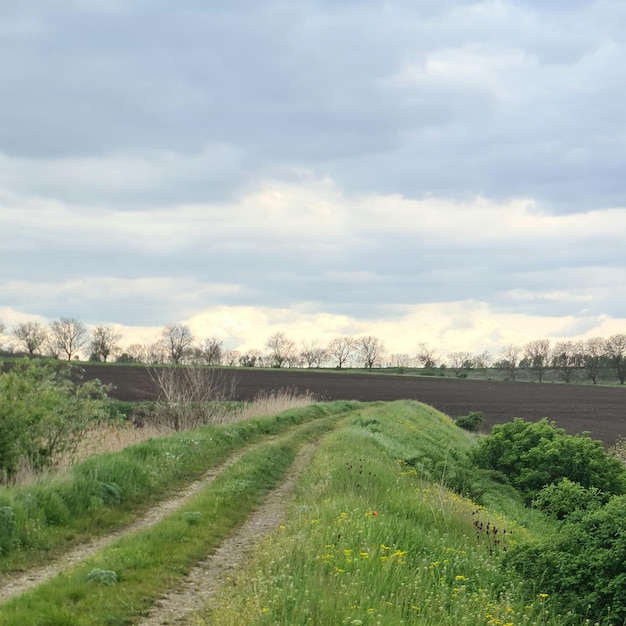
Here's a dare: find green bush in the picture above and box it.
[471,418,626,502]
[455,410,483,432]
[0,359,112,479]
[532,478,606,520]
[508,495,626,625]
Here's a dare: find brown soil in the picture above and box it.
[84,365,626,447]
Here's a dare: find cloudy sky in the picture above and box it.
[2,0,626,356]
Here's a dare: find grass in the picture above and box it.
[0,401,359,574]
[196,401,578,626]
[0,416,343,625]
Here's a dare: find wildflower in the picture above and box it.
[261,607,270,614]
[380,544,390,551]
[359,552,369,559]
[537,593,549,599]
[311,519,319,524]
[343,549,353,556]
[454,575,466,581]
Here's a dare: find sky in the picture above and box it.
[1,0,626,358]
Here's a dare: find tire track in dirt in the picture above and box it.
[137,439,319,626]
[0,442,269,605]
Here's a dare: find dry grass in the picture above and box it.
[4,390,319,488]
[231,388,319,422]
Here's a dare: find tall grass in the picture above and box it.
[0,418,343,626]
[0,401,359,573]
[197,401,579,625]
[5,390,321,489]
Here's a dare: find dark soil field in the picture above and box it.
[82,364,626,448]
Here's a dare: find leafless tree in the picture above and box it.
[239,349,262,367]
[498,344,522,381]
[196,337,223,365]
[13,321,49,356]
[89,326,122,362]
[582,336,606,384]
[358,335,386,370]
[551,340,583,383]
[447,351,474,376]
[222,349,241,367]
[147,366,237,430]
[49,317,89,360]
[605,333,626,385]
[387,353,414,368]
[327,336,357,369]
[415,342,439,368]
[523,339,552,382]
[472,350,492,378]
[161,323,194,365]
[265,332,296,368]
[146,341,167,364]
[300,340,327,368]
[120,343,149,363]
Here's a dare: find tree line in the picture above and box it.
[1,319,625,384]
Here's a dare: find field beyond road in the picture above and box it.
[82,365,626,447]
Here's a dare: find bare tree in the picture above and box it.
[387,353,414,368]
[146,341,167,364]
[473,350,492,378]
[161,323,194,365]
[522,339,552,382]
[89,326,122,362]
[551,340,583,383]
[583,337,606,384]
[13,321,49,356]
[415,342,439,369]
[265,332,296,368]
[197,337,223,365]
[327,336,357,369]
[49,317,89,360]
[498,344,522,381]
[239,349,262,367]
[147,366,237,431]
[358,335,386,370]
[300,340,327,368]
[447,351,474,377]
[605,333,626,385]
[222,349,241,367]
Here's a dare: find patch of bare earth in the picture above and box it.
[0,447,254,605]
[138,440,318,626]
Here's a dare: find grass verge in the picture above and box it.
[196,401,574,626]
[0,415,345,625]
[0,401,359,574]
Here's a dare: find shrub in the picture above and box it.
[471,418,626,502]
[532,478,606,520]
[0,359,112,479]
[455,411,483,432]
[508,495,626,624]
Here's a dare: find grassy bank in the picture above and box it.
[0,401,359,573]
[198,401,572,626]
[0,416,343,625]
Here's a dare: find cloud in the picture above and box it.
[2,1,626,354]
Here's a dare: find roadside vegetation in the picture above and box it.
[1,358,626,624]
[197,403,626,626]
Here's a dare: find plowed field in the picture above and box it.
[83,365,626,447]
